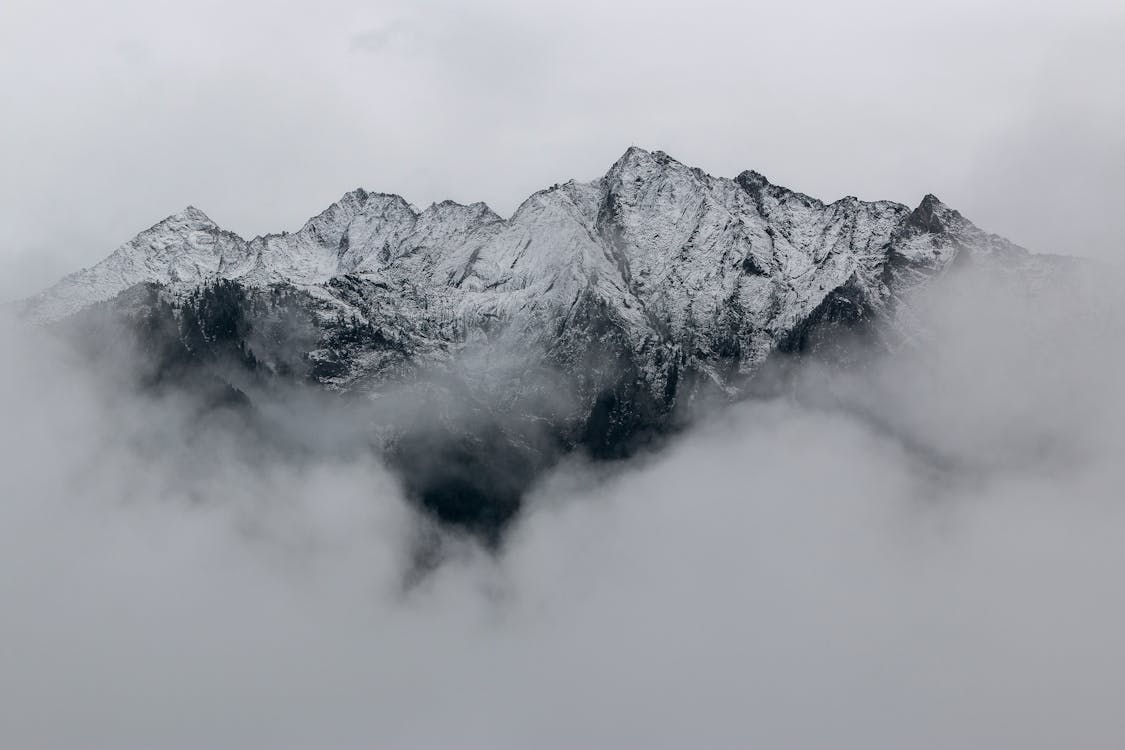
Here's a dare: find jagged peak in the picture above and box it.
[918,193,949,211]
[736,169,773,190]
[159,205,216,228]
[296,190,417,236]
[509,177,597,220]
[604,147,711,200]
[339,187,370,204]
[606,145,690,177]
[613,145,653,166]
[337,189,414,212]
[21,145,1060,332]
[125,206,223,242]
[735,169,830,211]
[906,193,963,234]
[467,200,499,217]
[422,199,502,223]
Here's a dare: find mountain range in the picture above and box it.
[18,147,1076,539]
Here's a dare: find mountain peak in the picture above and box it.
[608,145,655,176]
[424,199,502,223]
[906,193,960,234]
[24,148,1048,329]
[606,146,700,191]
[735,169,773,191]
[608,145,687,168]
[919,193,946,210]
[616,144,652,161]
[164,205,216,227]
[339,187,371,205]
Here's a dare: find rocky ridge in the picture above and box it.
[20,147,1072,537]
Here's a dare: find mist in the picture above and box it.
[1,256,1123,749]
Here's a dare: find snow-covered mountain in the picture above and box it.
[25,147,1066,375]
[20,147,1075,536]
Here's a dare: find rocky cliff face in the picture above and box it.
[20,147,1071,539]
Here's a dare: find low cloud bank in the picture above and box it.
[1,265,1123,749]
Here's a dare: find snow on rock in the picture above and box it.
[22,147,1064,389]
[22,207,243,323]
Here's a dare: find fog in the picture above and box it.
[1,261,1123,749]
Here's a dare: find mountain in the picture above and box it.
[18,147,1074,539]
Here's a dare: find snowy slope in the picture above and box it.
[23,147,1062,391]
[21,147,1083,535]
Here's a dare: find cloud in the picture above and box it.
[1,258,1123,748]
[349,21,408,55]
[350,28,395,54]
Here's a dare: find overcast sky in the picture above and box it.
[1,0,1122,300]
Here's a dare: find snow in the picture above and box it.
[21,147,1057,388]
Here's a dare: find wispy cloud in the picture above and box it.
[1,257,1123,747]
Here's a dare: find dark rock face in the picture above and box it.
[26,148,1069,540]
[778,274,881,362]
[905,194,952,234]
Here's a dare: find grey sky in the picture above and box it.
[1,0,1122,300]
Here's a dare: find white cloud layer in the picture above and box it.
[1,263,1123,748]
